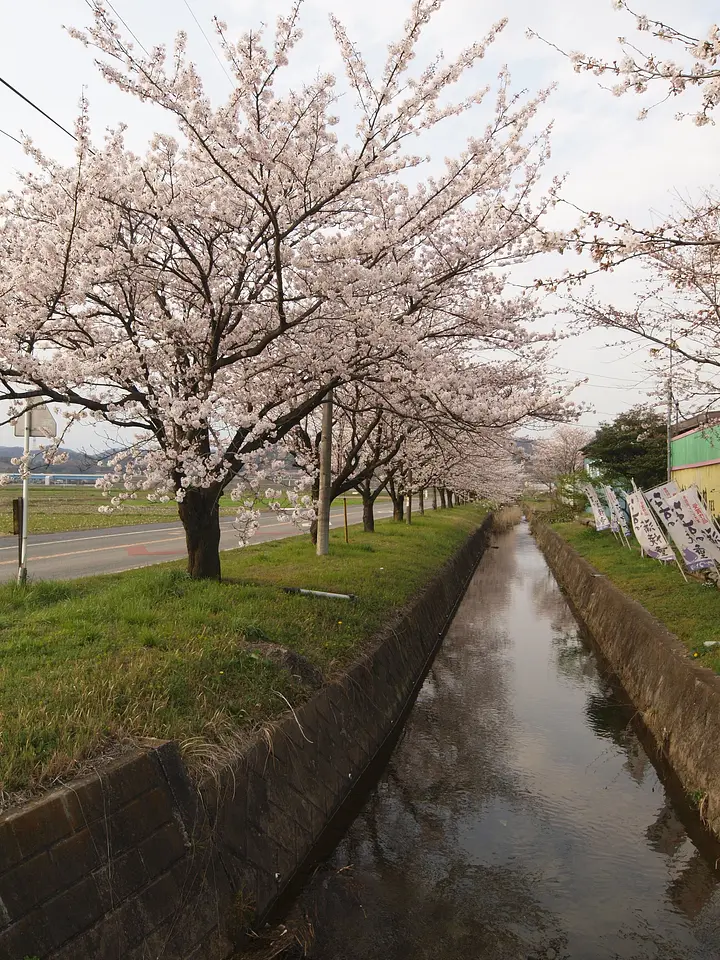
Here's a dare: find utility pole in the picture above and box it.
[316,389,333,556]
[666,334,674,483]
[17,408,31,584]
[666,378,673,482]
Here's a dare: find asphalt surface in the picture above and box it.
[0,502,394,582]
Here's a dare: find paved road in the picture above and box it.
[0,502,394,582]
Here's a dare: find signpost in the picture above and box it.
[12,404,57,583]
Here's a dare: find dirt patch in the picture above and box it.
[239,640,324,691]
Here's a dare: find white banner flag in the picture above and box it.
[605,486,632,540]
[627,492,675,563]
[645,482,715,573]
[582,484,609,531]
[680,485,720,564]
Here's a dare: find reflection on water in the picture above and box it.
[289,523,720,959]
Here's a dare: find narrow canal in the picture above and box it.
[286,521,720,959]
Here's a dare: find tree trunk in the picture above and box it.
[391,490,404,522]
[406,491,413,525]
[362,496,375,533]
[447,490,454,508]
[439,487,447,509]
[432,487,438,510]
[310,476,320,545]
[316,389,334,556]
[178,487,222,580]
[388,477,404,522]
[419,487,425,515]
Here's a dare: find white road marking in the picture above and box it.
[0,505,363,552]
[0,505,385,567]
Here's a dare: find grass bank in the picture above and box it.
[551,522,720,675]
[0,486,377,535]
[0,504,486,799]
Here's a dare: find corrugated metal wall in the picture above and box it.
[671,424,720,468]
[672,464,720,517]
[670,425,720,518]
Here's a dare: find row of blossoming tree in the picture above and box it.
[0,0,571,578]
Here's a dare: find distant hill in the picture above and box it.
[0,446,105,474]
[0,444,303,478]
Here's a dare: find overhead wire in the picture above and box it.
[181,0,234,85]
[0,76,77,141]
[547,361,649,385]
[86,0,233,85]
[84,0,149,55]
[105,0,150,54]
[569,378,651,391]
[0,127,23,146]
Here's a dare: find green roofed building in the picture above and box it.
[671,413,720,519]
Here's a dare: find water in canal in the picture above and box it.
[286,521,720,959]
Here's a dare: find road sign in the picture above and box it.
[13,404,57,438]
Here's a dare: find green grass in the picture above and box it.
[0,485,375,535]
[0,505,486,796]
[552,522,720,675]
[523,497,553,511]
[0,485,229,534]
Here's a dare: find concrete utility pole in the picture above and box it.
[666,330,676,483]
[17,409,30,584]
[316,389,334,556]
[666,377,673,483]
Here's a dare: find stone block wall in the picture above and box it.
[0,740,230,960]
[533,520,720,841]
[0,515,494,960]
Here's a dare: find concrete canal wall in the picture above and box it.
[0,514,497,960]
[532,520,720,842]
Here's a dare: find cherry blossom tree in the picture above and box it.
[285,384,405,537]
[527,5,719,281]
[527,425,593,492]
[0,1,564,579]
[287,345,573,532]
[530,4,720,416]
[532,3,720,126]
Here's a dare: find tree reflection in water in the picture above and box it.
[281,525,720,960]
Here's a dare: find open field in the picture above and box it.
[552,522,720,675]
[0,504,485,798]
[0,485,374,535]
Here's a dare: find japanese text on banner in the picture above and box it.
[582,484,609,532]
[605,486,632,540]
[645,482,715,573]
[627,492,675,563]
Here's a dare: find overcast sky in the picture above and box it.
[0,0,718,450]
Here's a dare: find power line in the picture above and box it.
[0,76,76,141]
[181,0,233,84]
[105,0,149,55]
[562,377,648,390]
[85,0,149,56]
[548,362,647,384]
[0,127,22,146]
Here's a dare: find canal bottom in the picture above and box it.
[275,522,720,959]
